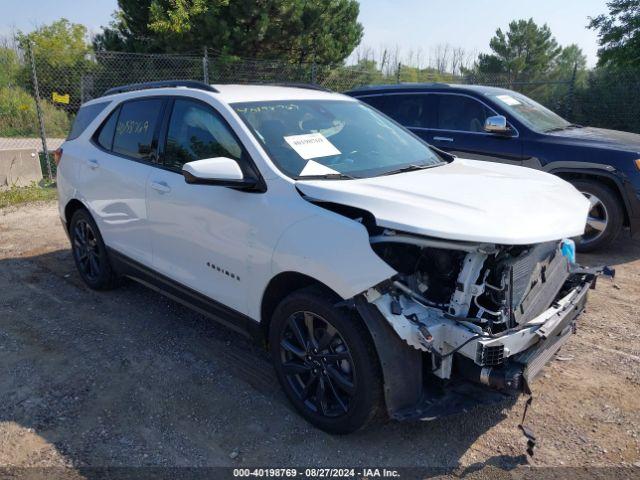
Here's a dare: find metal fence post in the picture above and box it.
[565,63,578,120]
[203,47,210,84]
[28,41,52,179]
[311,61,317,84]
[396,62,402,83]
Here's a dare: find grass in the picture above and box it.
[0,182,57,208]
[0,86,71,138]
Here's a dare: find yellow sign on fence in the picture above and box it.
[52,92,70,104]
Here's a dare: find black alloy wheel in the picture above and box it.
[73,218,101,282]
[69,208,119,290]
[270,287,383,434]
[280,310,356,417]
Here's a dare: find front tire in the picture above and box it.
[269,287,383,434]
[69,208,119,290]
[571,179,623,252]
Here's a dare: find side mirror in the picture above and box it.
[182,157,256,188]
[484,115,510,135]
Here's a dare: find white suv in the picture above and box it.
[57,81,604,434]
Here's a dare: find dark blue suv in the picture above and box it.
[346,83,640,251]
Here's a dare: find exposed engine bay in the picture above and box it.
[364,228,608,391]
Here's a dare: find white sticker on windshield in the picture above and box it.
[496,94,521,106]
[283,133,341,160]
[299,160,340,177]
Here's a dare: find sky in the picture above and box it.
[0,0,608,67]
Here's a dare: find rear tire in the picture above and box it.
[571,179,623,252]
[269,286,383,434]
[69,208,119,290]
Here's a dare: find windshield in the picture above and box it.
[488,91,571,133]
[232,100,444,179]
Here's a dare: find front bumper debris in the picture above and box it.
[359,273,600,422]
[515,278,590,386]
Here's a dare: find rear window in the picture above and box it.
[112,99,163,160]
[67,101,111,140]
[95,107,120,151]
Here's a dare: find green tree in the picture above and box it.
[589,0,640,68]
[16,19,93,110]
[95,0,364,65]
[0,47,20,88]
[476,18,562,81]
[554,44,588,84]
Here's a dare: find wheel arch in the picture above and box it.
[64,198,89,231]
[260,271,343,342]
[551,168,630,227]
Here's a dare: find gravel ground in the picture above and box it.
[1,201,639,475]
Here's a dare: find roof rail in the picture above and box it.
[103,80,218,96]
[269,82,332,92]
[345,82,451,93]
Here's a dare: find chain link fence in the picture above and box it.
[3,44,638,179]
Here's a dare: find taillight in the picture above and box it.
[53,147,63,166]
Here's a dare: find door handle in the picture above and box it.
[150,181,171,194]
[86,159,99,169]
[433,136,454,142]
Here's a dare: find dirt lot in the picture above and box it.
[1,201,639,473]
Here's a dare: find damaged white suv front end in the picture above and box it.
[294,156,610,423]
[365,233,601,401]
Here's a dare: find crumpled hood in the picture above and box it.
[548,126,640,152]
[296,158,590,245]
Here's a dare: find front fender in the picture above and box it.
[271,214,395,300]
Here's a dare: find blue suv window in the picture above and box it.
[434,94,492,133]
[383,94,433,128]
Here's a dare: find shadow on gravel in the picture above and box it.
[579,236,640,266]
[0,249,518,469]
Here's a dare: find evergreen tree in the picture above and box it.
[94,0,363,65]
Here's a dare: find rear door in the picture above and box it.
[427,93,524,165]
[82,97,165,264]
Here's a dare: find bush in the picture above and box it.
[0,86,71,137]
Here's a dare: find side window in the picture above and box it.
[95,106,120,151]
[112,99,163,160]
[359,95,386,111]
[163,99,243,172]
[435,95,492,132]
[380,94,431,128]
[68,101,111,140]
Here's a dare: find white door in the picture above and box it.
[82,98,165,264]
[147,98,264,314]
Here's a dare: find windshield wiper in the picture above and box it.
[296,173,355,180]
[378,164,436,177]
